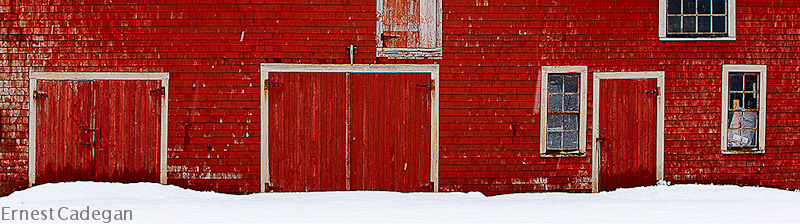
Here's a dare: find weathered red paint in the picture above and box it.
[598,79,658,191]
[349,73,431,192]
[379,0,421,48]
[1,1,800,196]
[268,72,348,192]
[34,80,160,184]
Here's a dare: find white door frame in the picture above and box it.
[591,71,665,193]
[28,72,170,186]
[259,63,440,192]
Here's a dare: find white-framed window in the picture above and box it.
[659,0,736,41]
[540,66,588,157]
[376,0,442,59]
[721,64,766,154]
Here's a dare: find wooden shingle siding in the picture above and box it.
[0,0,799,195]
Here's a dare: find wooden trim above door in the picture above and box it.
[28,72,170,187]
[259,63,440,193]
[591,71,665,193]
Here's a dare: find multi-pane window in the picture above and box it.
[660,0,735,40]
[546,74,580,152]
[722,65,766,154]
[540,66,587,157]
[727,72,759,149]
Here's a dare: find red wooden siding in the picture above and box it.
[349,73,431,192]
[94,80,161,182]
[598,79,658,191]
[2,1,800,195]
[268,72,348,192]
[34,80,160,185]
[35,80,95,184]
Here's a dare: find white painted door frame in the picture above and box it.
[28,72,170,186]
[591,71,665,193]
[259,63,440,193]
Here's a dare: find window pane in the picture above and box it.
[728,111,737,128]
[563,74,579,93]
[744,93,758,109]
[744,74,758,91]
[668,0,682,14]
[548,95,563,112]
[683,0,696,14]
[546,132,563,149]
[563,132,579,149]
[564,94,579,112]
[740,129,757,146]
[698,16,711,32]
[698,0,711,14]
[712,0,726,14]
[712,16,726,33]
[668,16,682,33]
[547,113,563,131]
[730,93,743,109]
[729,73,743,91]
[549,75,563,93]
[563,114,578,131]
[740,111,758,129]
[683,16,696,33]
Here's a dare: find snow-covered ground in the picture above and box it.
[1,182,799,223]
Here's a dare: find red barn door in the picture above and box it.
[349,73,432,192]
[267,72,432,192]
[35,79,162,184]
[598,79,658,191]
[268,72,348,192]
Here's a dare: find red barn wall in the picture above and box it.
[1,0,800,195]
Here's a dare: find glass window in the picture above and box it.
[664,0,730,37]
[726,72,759,149]
[546,73,581,153]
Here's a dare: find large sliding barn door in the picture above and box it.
[35,79,162,184]
[598,79,658,191]
[267,72,432,192]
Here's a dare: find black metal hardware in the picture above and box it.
[266,81,283,90]
[596,136,612,141]
[33,90,47,98]
[416,182,435,192]
[150,87,165,95]
[646,87,660,96]
[268,184,284,192]
[416,79,435,90]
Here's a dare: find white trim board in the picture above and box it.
[28,72,170,186]
[591,71,665,193]
[259,63,440,193]
[721,64,767,154]
[539,66,588,157]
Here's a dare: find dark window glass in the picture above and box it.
[548,95,562,112]
[564,75,579,93]
[744,93,758,109]
[683,0,696,14]
[713,0,726,14]
[698,0,711,14]
[549,75,563,93]
[563,114,578,131]
[564,94,579,112]
[730,93,743,109]
[668,16,682,33]
[546,132,562,149]
[729,73,743,91]
[683,16,696,33]
[547,114,562,130]
[712,16,726,33]
[563,132,579,149]
[667,0,682,14]
[698,16,711,32]
[546,73,581,152]
[744,75,757,91]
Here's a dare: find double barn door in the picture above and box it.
[268,72,432,192]
[34,80,162,184]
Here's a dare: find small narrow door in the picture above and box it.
[35,80,95,184]
[349,73,431,192]
[379,0,421,48]
[94,80,162,182]
[268,72,348,191]
[598,79,658,191]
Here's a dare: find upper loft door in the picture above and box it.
[379,0,421,48]
[376,0,442,58]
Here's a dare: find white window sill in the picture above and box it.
[376,47,442,59]
[721,149,765,155]
[659,37,736,41]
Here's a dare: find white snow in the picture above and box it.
[1,182,799,223]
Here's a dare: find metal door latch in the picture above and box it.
[596,136,612,141]
[33,90,47,98]
[416,79,435,90]
[646,87,660,96]
[150,87,166,95]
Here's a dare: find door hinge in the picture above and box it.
[416,79,435,90]
[150,87,166,95]
[267,184,284,192]
[265,80,283,91]
[33,90,47,99]
[646,87,660,96]
[416,182,435,192]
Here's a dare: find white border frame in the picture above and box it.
[721,64,767,154]
[658,0,736,41]
[539,66,588,156]
[259,63,440,193]
[591,71,665,193]
[28,72,170,187]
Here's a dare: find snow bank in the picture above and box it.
[1,182,799,223]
